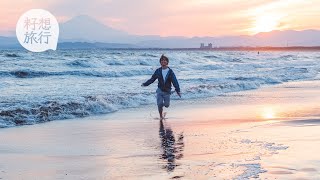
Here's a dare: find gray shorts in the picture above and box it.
[156,88,171,108]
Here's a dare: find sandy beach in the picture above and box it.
[0,80,320,179]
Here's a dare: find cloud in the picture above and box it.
[0,0,319,36]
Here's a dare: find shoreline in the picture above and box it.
[0,80,319,179]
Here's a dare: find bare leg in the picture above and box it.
[158,106,163,119]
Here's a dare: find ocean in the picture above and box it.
[0,49,319,128]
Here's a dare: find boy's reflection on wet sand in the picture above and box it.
[159,119,184,172]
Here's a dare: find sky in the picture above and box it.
[0,0,319,37]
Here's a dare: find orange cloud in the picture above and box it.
[0,0,319,37]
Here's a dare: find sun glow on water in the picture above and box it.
[262,107,277,120]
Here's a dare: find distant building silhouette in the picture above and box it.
[200,43,213,49]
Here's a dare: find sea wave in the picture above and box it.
[5,53,20,58]
[0,69,317,128]
[1,69,154,78]
[184,81,261,97]
[66,60,95,68]
[0,50,319,128]
[0,93,154,128]
[0,78,277,127]
[140,53,158,57]
[279,55,296,59]
[203,55,219,59]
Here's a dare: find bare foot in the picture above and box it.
[163,112,167,119]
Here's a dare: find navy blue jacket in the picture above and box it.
[143,67,180,93]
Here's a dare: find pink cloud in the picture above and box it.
[0,0,319,37]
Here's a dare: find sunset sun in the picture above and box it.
[251,14,282,34]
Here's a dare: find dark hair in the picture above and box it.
[159,54,169,63]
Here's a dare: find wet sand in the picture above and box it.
[0,80,320,179]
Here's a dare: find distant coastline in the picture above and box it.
[194,46,320,51]
[57,42,320,51]
[1,39,320,51]
[57,45,320,51]
[51,42,320,51]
